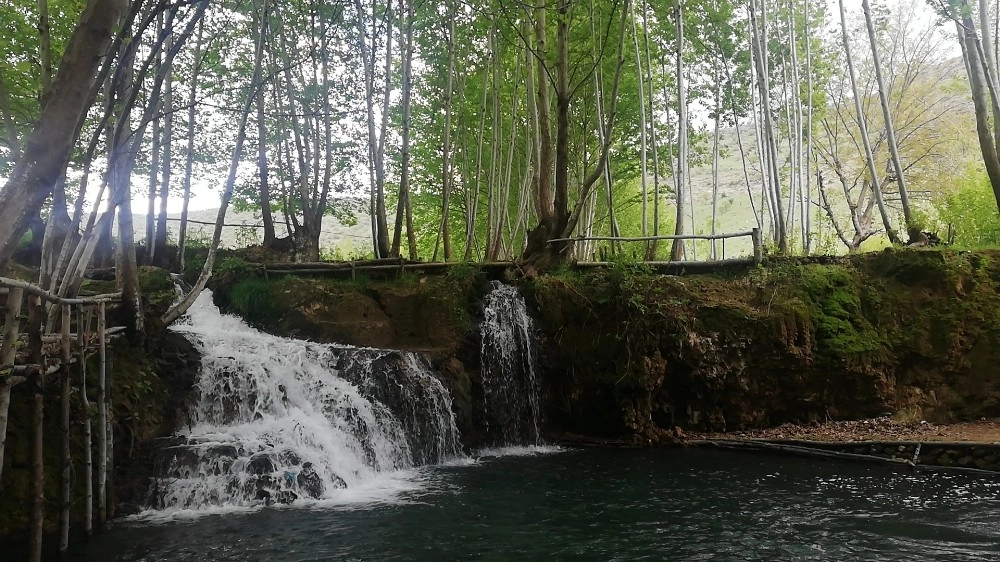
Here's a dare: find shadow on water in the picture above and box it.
[73,447,1000,561]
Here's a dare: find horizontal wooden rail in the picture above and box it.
[549,228,763,265]
[0,278,122,305]
[547,230,758,243]
[575,257,756,269]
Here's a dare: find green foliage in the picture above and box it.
[227,278,277,326]
[936,169,1000,248]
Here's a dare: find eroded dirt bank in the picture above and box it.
[212,249,1000,447]
[529,250,1000,443]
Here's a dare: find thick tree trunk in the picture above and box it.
[0,287,24,484]
[0,0,128,274]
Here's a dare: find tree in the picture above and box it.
[0,0,128,275]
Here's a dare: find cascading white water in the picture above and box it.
[479,281,542,446]
[151,290,462,512]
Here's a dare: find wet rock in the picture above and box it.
[297,462,326,498]
[247,453,276,475]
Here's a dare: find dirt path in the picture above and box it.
[691,417,1000,443]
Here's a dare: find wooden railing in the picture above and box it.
[0,277,125,560]
[548,227,763,266]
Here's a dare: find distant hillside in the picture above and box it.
[133,208,373,254]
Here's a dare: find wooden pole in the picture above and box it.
[752,227,763,265]
[79,306,93,536]
[27,295,44,562]
[0,287,24,484]
[58,303,71,556]
[96,301,107,526]
[106,348,114,520]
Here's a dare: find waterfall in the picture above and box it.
[151,290,462,512]
[479,281,542,446]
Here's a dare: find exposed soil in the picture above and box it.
[691,416,1000,443]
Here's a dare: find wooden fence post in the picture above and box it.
[27,294,44,562]
[79,306,93,536]
[59,303,72,555]
[97,300,107,526]
[752,228,763,265]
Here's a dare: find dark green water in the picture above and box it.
[75,448,1000,561]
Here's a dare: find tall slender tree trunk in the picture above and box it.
[353,0,392,258]
[435,3,456,262]
[862,0,912,232]
[163,0,270,325]
[711,76,721,260]
[839,0,898,244]
[146,14,164,260]
[178,19,203,270]
[631,0,648,237]
[804,0,814,253]
[671,4,688,261]
[643,0,661,259]
[749,0,787,253]
[155,43,174,266]
[392,0,415,259]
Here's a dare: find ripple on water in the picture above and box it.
[75,448,1000,562]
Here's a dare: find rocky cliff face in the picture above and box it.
[212,250,1000,447]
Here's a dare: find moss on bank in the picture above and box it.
[527,249,1000,442]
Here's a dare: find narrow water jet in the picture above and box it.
[148,290,461,513]
[479,281,542,446]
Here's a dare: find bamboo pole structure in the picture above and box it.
[106,348,114,520]
[27,295,44,562]
[0,276,122,558]
[79,307,93,536]
[59,303,71,555]
[97,300,107,526]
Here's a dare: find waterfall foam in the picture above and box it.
[479,281,542,446]
[150,290,462,514]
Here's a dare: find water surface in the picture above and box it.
[76,448,1000,561]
